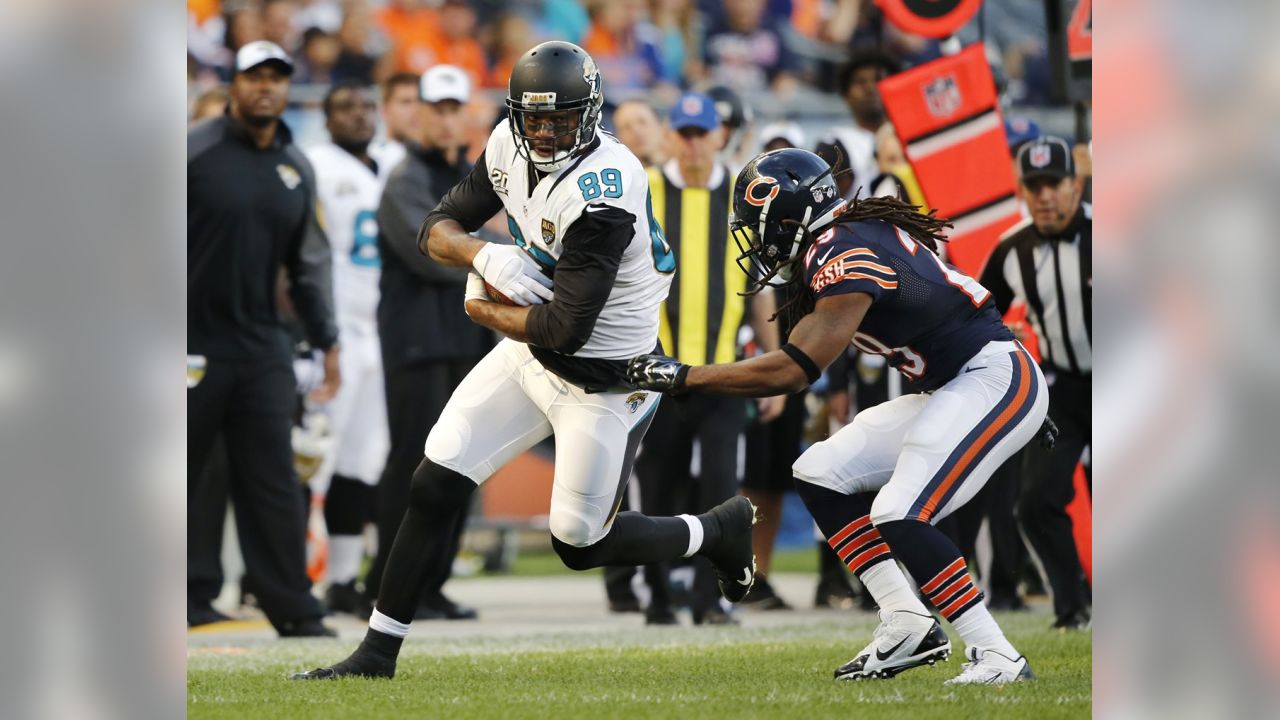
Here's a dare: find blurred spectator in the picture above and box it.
[757,120,803,152]
[814,48,898,199]
[704,0,798,94]
[864,122,915,203]
[790,0,860,44]
[368,72,420,175]
[611,98,667,167]
[432,0,489,88]
[295,0,344,33]
[484,14,539,89]
[262,0,302,54]
[188,41,338,637]
[377,0,443,75]
[331,3,382,85]
[705,85,753,171]
[581,0,668,94]
[1004,115,1043,156]
[219,5,266,80]
[190,86,230,124]
[541,0,590,45]
[643,0,705,86]
[293,27,342,84]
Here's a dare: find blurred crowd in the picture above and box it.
[189,0,1060,107]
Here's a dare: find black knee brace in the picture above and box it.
[409,459,476,516]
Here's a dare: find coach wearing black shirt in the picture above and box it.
[187,41,339,637]
[981,136,1092,630]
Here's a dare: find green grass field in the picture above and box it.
[188,604,1090,719]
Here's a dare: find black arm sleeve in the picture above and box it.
[525,204,636,355]
[379,164,469,284]
[978,239,1017,316]
[284,148,339,350]
[419,153,505,247]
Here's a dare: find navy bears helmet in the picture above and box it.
[506,41,604,172]
[730,148,848,291]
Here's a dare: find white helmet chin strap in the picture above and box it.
[784,205,814,263]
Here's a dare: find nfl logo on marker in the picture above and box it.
[923,75,961,118]
[1030,145,1051,168]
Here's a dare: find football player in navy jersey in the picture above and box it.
[629,148,1050,685]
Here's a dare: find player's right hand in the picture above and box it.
[472,243,554,307]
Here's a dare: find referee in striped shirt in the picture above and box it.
[980,135,1092,630]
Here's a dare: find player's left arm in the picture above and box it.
[673,292,871,397]
[464,204,635,351]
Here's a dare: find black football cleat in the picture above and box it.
[289,641,397,680]
[834,610,951,680]
[697,496,758,603]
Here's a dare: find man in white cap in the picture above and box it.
[188,40,339,637]
[362,65,486,621]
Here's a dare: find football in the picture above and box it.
[484,281,518,306]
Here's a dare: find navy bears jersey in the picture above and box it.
[803,219,1013,391]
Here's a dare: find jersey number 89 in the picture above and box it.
[578,168,623,201]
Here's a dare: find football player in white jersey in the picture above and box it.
[303,82,390,619]
[293,42,757,680]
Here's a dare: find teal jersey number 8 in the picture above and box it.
[350,209,381,268]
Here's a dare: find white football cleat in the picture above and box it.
[943,646,1036,685]
[834,610,951,680]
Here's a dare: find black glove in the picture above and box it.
[1039,416,1060,450]
[626,354,691,393]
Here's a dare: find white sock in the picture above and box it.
[861,561,930,615]
[369,609,410,639]
[327,535,364,585]
[677,514,703,557]
[950,603,1018,658]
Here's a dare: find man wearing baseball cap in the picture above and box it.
[980,134,1093,631]
[188,39,340,637]
[366,64,484,622]
[633,91,784,625]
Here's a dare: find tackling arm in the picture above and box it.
[681,292,872,396]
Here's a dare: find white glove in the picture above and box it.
[463,271,487,317]
[472,243,554,306]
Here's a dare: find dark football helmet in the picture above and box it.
[730,148,848,290]
[506,41,603,172]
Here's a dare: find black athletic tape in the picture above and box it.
[781,343,822,385]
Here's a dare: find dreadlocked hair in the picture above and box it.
[832,194,952,253]
[766,195,953,329]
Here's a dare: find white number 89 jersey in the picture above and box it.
[485,123,673,359]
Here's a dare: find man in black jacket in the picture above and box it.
[187,41,339,637]
[363,65,488,620]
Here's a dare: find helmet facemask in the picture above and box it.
[733,162,846,296]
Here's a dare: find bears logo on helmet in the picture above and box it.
[744,176,780,207]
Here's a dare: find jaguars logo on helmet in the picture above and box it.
[506,41,604,172]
